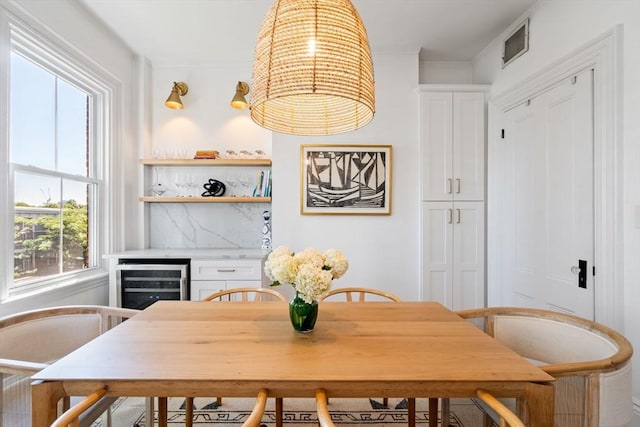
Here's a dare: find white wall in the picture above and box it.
[144,63,273,249]
[419,61,473,84]
[271,51,422,301]
[141,51,422,300]
[151,63,272,158]
[0,0,136,316]
[473,0,640,419]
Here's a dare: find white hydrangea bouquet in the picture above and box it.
[264,246,349,303]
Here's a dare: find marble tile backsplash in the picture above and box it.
[149,203,271,249]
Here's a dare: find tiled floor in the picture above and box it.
[3,372,487,427]
[104,396,486,427]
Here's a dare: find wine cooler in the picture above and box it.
[115,258,190,309]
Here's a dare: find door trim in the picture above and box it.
[488,26,622,330]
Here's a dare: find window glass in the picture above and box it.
[61,180,90,273]
[10,47,95,288]
[10,52,55,169]
[57,79,89,176]
[14,173,62,282]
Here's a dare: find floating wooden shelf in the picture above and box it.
[139,196,271,203]
[140,158,272,204]
[140,158,271,166]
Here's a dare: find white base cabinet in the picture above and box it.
[421,202,484,310]
[190,259,263,301]
[191,280,263,300]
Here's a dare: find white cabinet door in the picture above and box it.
[421,93,453,201]
[451,201,484,310]
[453,93,485,201]
[421,91,484,201]
[191,281,225,301]
[190,280,262,301]
[421,201,484,310]
[421,202,453,305]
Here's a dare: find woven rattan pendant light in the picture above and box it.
[251,0,375,135]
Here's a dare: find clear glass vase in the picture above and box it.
[289,292,318,333]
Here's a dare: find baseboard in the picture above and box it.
[632,396,640,426]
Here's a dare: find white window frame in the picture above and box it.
[0,6,117,300]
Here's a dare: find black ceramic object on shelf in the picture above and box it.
[201,179,226,197]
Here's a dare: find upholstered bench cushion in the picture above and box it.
[0,313,104,363]
[493,315,619,364]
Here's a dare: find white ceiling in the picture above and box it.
[79,0,537,64]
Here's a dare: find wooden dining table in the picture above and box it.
[31,301,554,426]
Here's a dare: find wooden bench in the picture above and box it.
[454,307,633,427]
[0,305,139,427]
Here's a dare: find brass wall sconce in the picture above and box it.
[230,81,250,109]
[165,81,188,109]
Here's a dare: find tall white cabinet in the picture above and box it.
[420,85,488,310]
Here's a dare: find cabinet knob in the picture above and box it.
[217,268,236,273]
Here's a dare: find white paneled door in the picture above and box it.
[498,69,594,319]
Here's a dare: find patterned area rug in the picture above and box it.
[121,397,471,426]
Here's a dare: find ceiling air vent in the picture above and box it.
[502,18,529,68]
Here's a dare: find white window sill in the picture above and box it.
[2,269,109,305]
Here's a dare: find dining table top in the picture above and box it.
[32,300,555,426]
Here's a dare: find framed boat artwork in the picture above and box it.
[300,144,392,215]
